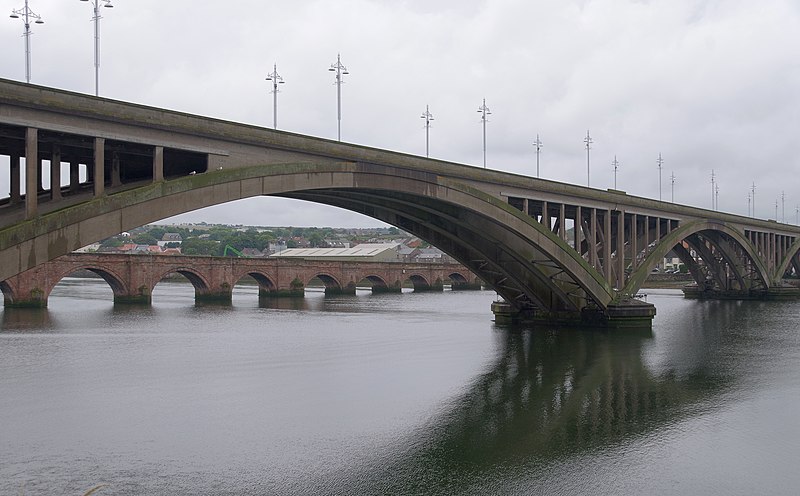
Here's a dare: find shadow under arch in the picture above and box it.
[232,270,277,299]
[0,164,613,319]
[357,274,396,294]
[152,267,214,304]
[624,220,771,295]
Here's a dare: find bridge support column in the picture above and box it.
[93,137,105,197]
[195,284,233,304]
[69,160,80,193]
[153,146,164,182]
[25,127,38,219]
[50,146,62,201]
[263,277,305,298]
[325,282,356,295]
[9,154,21,205]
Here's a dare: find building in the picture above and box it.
[270,243,401,262]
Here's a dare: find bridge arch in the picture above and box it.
[357,274,396,293]
[1,164,614,316]
[232,270,278,298]
[624,220,770,295]
[0,264,130,306]
[152,267,213,301]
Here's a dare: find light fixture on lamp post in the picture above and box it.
[584,130,592,187]
[265,63,285,130]
[477,99,491,168]
[79,0,114,97]
[533,134,543,177]
[328,53,349,141]
[420,105,434,157]
[9,0,44,84]
[612,155,619,190]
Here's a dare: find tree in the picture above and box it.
[181,238,219,256]
[131,233,159,245]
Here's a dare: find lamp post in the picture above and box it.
[421,105,433,157]
[533,134,543,177]
[9,0,44,84]
[747,192,751,217]
[711,170,716,210]
[781,191,785,223]
[612,155,619,189]
[657,153,664,201]
[79,0,114,97]
[751,183,756,218]
[584,130,592,187]
[328,53,349,141]
[670,172,676,203]
[265,63,285,130]
[477,99,491,168]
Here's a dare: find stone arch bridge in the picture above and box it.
[1,253,479,307]
[1,79,799,326]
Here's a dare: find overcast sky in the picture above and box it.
[2,0,799,227]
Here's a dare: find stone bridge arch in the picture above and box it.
[1,164,614,321]
[232,270,279,299]
[0,262,131,307]
[624,221,770,296]
[152,266,218,302]
[357,274,398,294]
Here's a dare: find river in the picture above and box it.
[1,279,799,495]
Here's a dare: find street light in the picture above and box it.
[420,105,434,157]
[612,155,619,189]
[583,130,593,186]
[265,63,285,130]
[328,53,349,141]
[532,134,543,177]
[478,99,491,168]
[670,172,676,203]
[751,182,756,218]
[9,0,44,84]
[79,0,114,97]
[657,153,664,201]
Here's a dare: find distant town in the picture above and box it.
[78,223,455,264]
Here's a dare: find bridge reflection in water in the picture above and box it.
[321,304,738,494]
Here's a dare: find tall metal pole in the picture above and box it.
[715,183,719,212]
[80,0,114,97]
[584,130,592,187]
[329,53,349,141]
[421,105,433,157]
[747,192,751,217]
[612,155,619,189]
[657,153,664,201]
[752,183,756,218]
[781,191,785,223]
[796,205,799,225]
[533,134,543,177]
[477,99,491,168]
[775,200,779,220]
[711,170,716,210]
[670,172,676,203]
[265,63,284,130]
[10,0,44,84]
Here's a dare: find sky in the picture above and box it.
[2,0,799,227]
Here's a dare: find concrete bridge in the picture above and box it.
[0,252,479,307]
[1,78,799,327]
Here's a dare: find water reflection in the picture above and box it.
[329,321,733,494]
[1,307,56,331]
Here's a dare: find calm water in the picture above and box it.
[1,279,799,495]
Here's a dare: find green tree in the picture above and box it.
[181,238,219,256]
[132,233,159,245]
